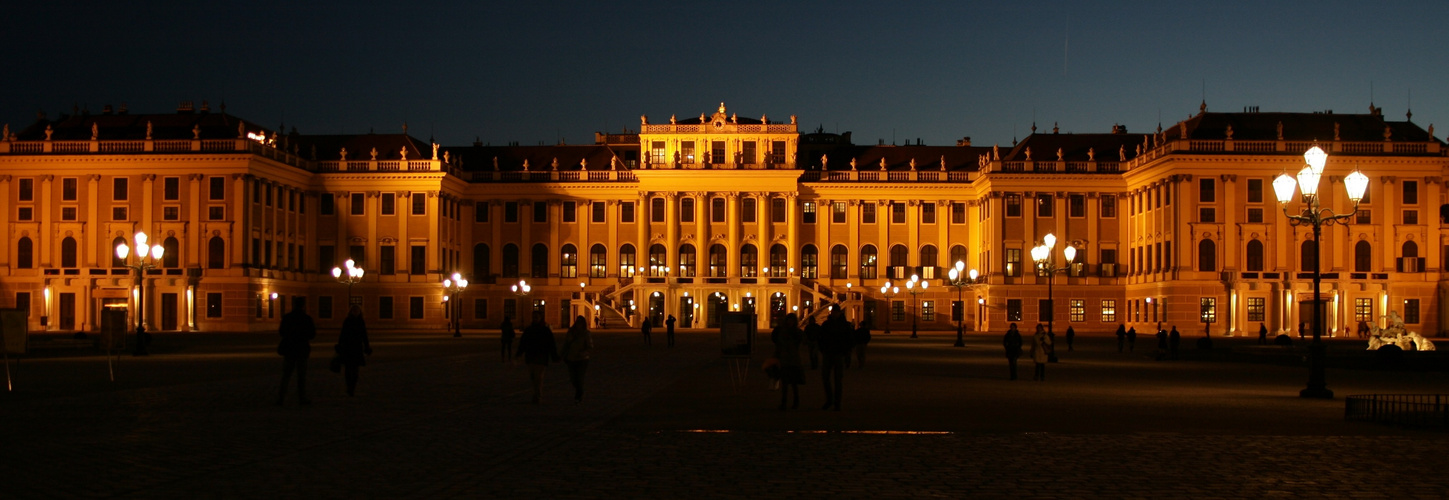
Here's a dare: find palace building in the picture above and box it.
[0,101,1444,338]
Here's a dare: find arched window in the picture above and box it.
[1300,240,1318,272]
[16,237,32,269]
[1354,240,1372,273]
[830,245,848,279]
[678,244,696,278]
[889,244,909,275]
[949,245,968,270]
[474,243,491,279]
[1245,240,1264,272]
[801,244,818,279]
[560,244,577,278]
[1197,239,1216,272]
[648,244,666,276]
[589,244,607,278]
[114,237,129,268]
[531,244,549,278]
[163,236,180,268]
[619,244,636,278]
[740,244,758,277]
[860,244,878,279]
[502,244,519,278]
[708,244,727,277]
[61,237,77,268]
[920,244,938,270]
[208,236,226,269]
[1401,240,1421,273]
[769,244,788,277]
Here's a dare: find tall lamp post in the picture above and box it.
[116,231,164,355]
[332,259,365,305]
[443,272,469,337]
[878,282,898,335]
[1273,145,1369,399]
[1030,233,1077,356]
[511,279,532,321]
[946,262,984,347]
[905,274,928,338]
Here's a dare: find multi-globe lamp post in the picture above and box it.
[879,281,899,335]
[443,272,469,337]
[512,279,533,320]
[1030,233,1076,350]
[332,259,365,304]
[1273,145,1369,399]
[905,274,928,338]
[115,231,164,353]
[945,261,984,347]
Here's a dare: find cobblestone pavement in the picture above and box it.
[2,331,1446,498]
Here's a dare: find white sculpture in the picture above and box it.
[1366,310,1435,351]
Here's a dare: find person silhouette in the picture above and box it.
[665,314,677,347]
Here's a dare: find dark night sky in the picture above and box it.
[5,1,1448,148]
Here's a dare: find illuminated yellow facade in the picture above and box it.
[1,102,1444,338]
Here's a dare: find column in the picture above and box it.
[907,200,920,267]
[548,199,560,282]
[606,200,618,276]
[426,191,440,275]
[188,175,203,267]
[231,175,249,267]
[726,192,739,277]
[520,198,533,277]
[756,193,770,273]
[786,194,799,272]
[366,191,379,274]
[86,175,100,267]
[490,201,502,279]
[398,191,410,272]
[38,176,52,267]
[664,193,678,271]
[636,192,648,279]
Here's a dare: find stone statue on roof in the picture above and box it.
[145,121,152,140]
[699,113,706,123]
[879,157,887,169]
[1334,123,1340,141]
[400,146,408,161]
[1087,148,1095,161]
[1056,148,1063,161]
[1276,121,1284,140]
[238,121,245,138]
[640,115,647,126]
[194,124,202,140]
[670,114,676,125]
[1428,124,1434,139]
[850,158,857,170]
[340,148,348,161]
[44,124,52,141]
[523,159,531,171]
[821,154,828,169]
[432,143,439,160]
[718,102,726,114]
[909,158,917,170]
[581,158,589,169]
[443,151,450,163]
[492,157,499,170]
[761,114,767,124]
[940,155,946,169]
[993,144,1000,160]
[90,122,98,140]
[1,124,7,142]
[1384,125,1393,141]
[1119,145,1125,161]
[1024,147,1032,161]
[790,115,797,125]
[370,147,378,160]
[1224,125,1234,140]
[730,113,737,124]
[551,157,559,170]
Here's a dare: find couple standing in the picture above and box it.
[515,312,593,404]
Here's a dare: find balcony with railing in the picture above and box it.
[799,170,975,183]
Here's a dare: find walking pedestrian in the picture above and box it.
[1031,324,1051,381]
[1127,326,1137,352]
[516,311,559,404]
[1065,326,1075,352]
[853,322,871,368]
[1298,321,1306,339]
[665,314,676,347]
[1116,324,1126,352]
[1155,324,1168,360]
[560,315,593,404]
[1258,323,1269,345]
[1168,325,1181,359]
[772,313,805,410]
[641,317,652,346]
[335,305,372,397]
[804,316,821,370]
[1357,320,1370,339]
[276,303,316,405]
[818,308,851,411]
[500,316,516,362]
[1003,323,1023,380]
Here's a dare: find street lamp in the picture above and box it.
[1031,233,1077,360]
[905,274,928,338]
[878,282,898,334]
[1274,145,1369,399]
[512,279,533,321]
[443,272,469,337]
[116,231,163,355]
[332,259,365,305]
[946,261,985,347]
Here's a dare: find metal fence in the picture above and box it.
[1345,394,1449,429]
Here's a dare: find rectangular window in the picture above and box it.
[1404,299,1420,324]
[1200,178,1215,203]
[163,206,179,221]
[379,296,394,319]
[1068,195,1085,218]
[410,245,426,275]
[412,193,426,215]
[1403,180,1418,205]
[61,206,77,221]
[952,202,966,224]
[1005,248,1022,277]
[18,178,33,201]
[1100,299,1117,323]
[1403,210,1418,225]
[620,202,635,223]
[681,141,696,164]
[1247,208,1263,223]
[208,176,225,200]
[320,193,334,215]
[1356,209,1371,224]
[112,206,128,221]
[741,141,756,165]
[832,202,847,224]
[591,202,605,223]
[17,207,32,221]
[1247,179,1263,203]
[1354,298,1373,323]
[1200,297,1217,324]
[1005,194,1022,217]
[1006,299,1023,322]
[711,141,725,165]
[410,296,424,319]
[380,246,395,275]
[163,177,180,201]
[891,202,905,224]
[861,204,876,224]
[891,300,905,322]
[921,203,935,224]
[563,201,576,223]
[680,198,695,223]
[62,178,77,201]
[1101,195,1117,218]
[474,298,489,319]
[350,245,365,268]
[318,245,335,270]
[533,202,547,223]
[375,193,392,215]
[1200,207,1216,223]
[711,198,725,223]
[208,206,225,220]
[650,141,666,165]
[207,292,222,318]
[803,201,816,224]
[1036,194,1053,217]
[112,177,128,201]
[771,198,786,223]
[742,198,756,223]
[922,300,935,322]
[1247,297,1266,322]
[475,201,490,222]
[350,193,365,215]
[505,202,519,222]
[318,296,333,319]
[1069,299,1085,322]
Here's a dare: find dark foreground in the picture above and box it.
[2,330,1446,498]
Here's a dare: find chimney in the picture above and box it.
[956,137,972,147]
[102,104,113,115]
[177,101,195,114]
